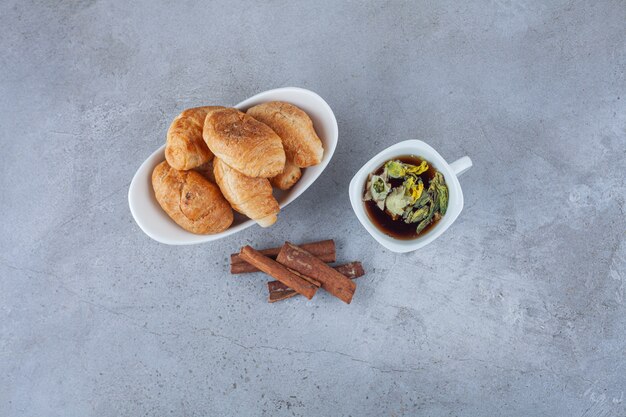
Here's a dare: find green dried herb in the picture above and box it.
[403,176,424,203]
[385,160,406,178]
[385,186,411,217]
[405,160,429,175]
[430,172,448,216]
[413,179,443,234]
[370,175,390,201]
[408,206,429,224]
[413,192,431,209]
[428,188,440,217]
[437,183,448,215]
[415,215,432,234]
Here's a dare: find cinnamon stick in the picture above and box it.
[268,262,365,303]
[333,262,366,279]
[230,240,336,274]
[285,267,322,287]
[276,242,357,304]
[239,246,318,300]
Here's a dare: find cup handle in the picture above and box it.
[449,156,472,177]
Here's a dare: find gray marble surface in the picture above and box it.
[1,0,625,416]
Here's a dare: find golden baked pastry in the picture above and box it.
[270,161,302,190]
[246,101,323,168]
[203,108,285,178]
[152,160,233,234]
[213,157,279,227]
[165,106,224,170]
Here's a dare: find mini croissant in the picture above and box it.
[203,108,285,178]
[270,160,302,190]
[213,157,279,227]
[152,161,233,234]
[247,101,323,168]
[165,106,224,170]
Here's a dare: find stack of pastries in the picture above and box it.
[152,102,324,234]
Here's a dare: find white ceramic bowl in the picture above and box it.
[349,140,472,253]
[128,87,338,245]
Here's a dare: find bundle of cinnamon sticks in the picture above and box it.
[230,239,365,303]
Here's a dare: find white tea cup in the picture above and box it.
[348,140,472,253]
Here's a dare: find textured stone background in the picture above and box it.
[1,0,625,416]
